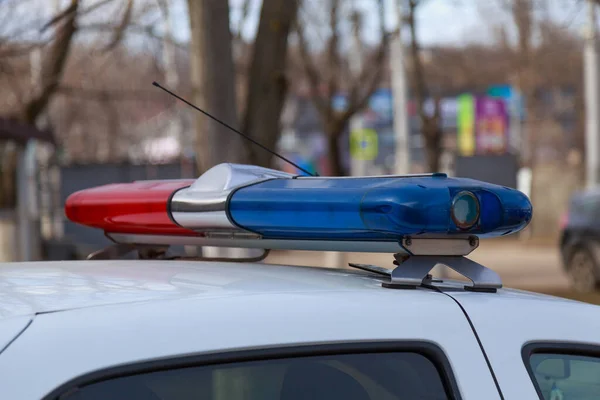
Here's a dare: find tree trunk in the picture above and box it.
[187,0,258,260]
[407,0,442,174]
[187,0,244,173]
[0,144,18,208]
[512,0,533,167]
[326,124,344,176]
[423,123,442,173]
[242,0,298,168]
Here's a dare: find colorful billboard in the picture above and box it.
[457,95,509,156]
[475,96,509,154]
[457,95,475,156]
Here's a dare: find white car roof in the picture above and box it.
[0,259,598,399]
[0,259,428,318]
[0,260,495,399]
[0,259,590,354]
[0,259,574,320]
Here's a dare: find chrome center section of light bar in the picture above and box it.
[170,163,294,233]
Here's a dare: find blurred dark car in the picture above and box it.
[560,189,600,292]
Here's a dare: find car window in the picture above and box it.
[59,352,452,400]
[572,196,600,219]
[528,353,600,400]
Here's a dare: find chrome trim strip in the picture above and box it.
[108,233,409,253]
[108,233,478,256]
[172,210,235,230]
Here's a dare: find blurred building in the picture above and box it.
[278,89,485,177]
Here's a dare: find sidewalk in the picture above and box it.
[265,238,569,291]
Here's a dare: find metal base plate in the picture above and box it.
[401,237,479,256]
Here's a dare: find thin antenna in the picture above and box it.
[152,81,317,177]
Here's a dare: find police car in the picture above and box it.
[1,163,599,400]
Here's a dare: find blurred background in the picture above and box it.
[1,0,599,299]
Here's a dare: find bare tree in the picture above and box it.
[22,0,80,125]
[233,0,252,44]
[406,0,442,173]
[296,0,388,176]
[187,0,244,173]
[241,0,299,168]
[0,0,165,206]
[0,0,80,208]
[510,0,535,166]
[103,0,134,52]
[187,0,302,171]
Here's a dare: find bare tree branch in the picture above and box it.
[103,0,134,51]
[234,0,252,42]
[341,0,387,124]
[0,40,49,59]
[0,0,18,39]
[42,0,116,32]
[78,22,188,50]
[295,17,328,115]
[131,0,162,23]
[295,0,388,175]
[300,0,330,45]
[512,0,533,61]
[3,18,53,42]
[56,85,162,100]
[0,0,110,43]
[408,0,427,122]
[407,0,442,172]
[326,0,340,105]
[1,73,26,111]
[155,0,168,14]
[23,0,80,123]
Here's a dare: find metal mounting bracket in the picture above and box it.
[383,255,502,292]
[87,243,270,262]
[87,243,171,260]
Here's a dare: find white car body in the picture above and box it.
[0,260,598,399]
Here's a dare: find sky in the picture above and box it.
[164,0,589,47]
[13,0,591,49]
[167,0,488,46]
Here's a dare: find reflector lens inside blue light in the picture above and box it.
[227,176,532,240]
[452,191,479,229]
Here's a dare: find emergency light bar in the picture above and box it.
[65,163,532,255]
